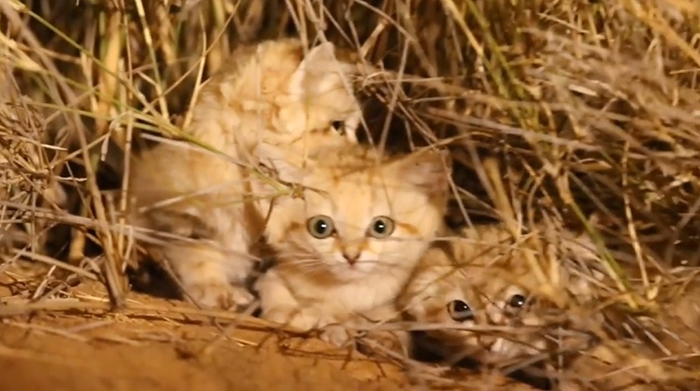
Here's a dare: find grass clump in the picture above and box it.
[1,0,700,389]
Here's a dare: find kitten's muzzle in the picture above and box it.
[478,334,499,351]
[342,250,360,265]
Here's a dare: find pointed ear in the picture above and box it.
[303,41,337,65]
[288,42,341,97]
[393,148,452,197]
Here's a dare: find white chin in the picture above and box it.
[332,264,371,280]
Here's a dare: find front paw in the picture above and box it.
[263,307,355,347]
[320,324,352,347]
[185,282,255,311]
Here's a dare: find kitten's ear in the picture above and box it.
[395,149,452,196]
[288,42,343,97]
[303,42,337,65]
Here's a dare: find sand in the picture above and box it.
[0,269,539,391]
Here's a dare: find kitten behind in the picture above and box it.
[128,38,363,310]
[399,222,700,390]
[397,223,600,366]
[255,143,452,347]
[188,37,363,152]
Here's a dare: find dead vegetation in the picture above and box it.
[1,0,700,390]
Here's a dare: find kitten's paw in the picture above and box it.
[320,324,352,347]
[265,308,354,347]
[264,307,335,332]
[186,282,255,310]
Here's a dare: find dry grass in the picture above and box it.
[1,0,700,389]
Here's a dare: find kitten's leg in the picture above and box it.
[164,241,255,310]
[256,270,336,332]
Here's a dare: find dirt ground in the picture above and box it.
[0,270,538,391]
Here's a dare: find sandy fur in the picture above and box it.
[254,143,452,346]
[400,221,700,389]
[398,222,600,364]
[127,38,362,310]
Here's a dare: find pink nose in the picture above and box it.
[342,252,359,265]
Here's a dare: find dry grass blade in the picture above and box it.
[1,0,700,390]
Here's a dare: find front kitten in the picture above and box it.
[128,38,362,310]
[254,143,452,346]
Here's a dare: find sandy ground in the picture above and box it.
[0,269,539,391]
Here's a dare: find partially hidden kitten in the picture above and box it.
[254,142,452,346]
[399,222,700,390]
[397,222,599,366]
[128,38,362,310]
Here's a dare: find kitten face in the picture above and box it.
[424,267,548,362]
[403,225,600,363]
[265,146,451,282]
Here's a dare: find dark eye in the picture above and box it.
[508,294,527,308]
[331,120,345,135]
[306,215,335,239]
[367,216,395,238]
[447,300,474,322]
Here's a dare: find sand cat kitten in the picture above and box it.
[398,222,599,365]
[254,143,451,346]
[128,38,362,310]
[400,222,700,390]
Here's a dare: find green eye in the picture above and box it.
[306,215,335,239]
[367,216,395,238]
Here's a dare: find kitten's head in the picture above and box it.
[264,145,452,282]
[418,259,549,363]
[273,40,363,146]
[408,229,599,364]
[196,39,361,150]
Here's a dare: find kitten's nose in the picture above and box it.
[478,333,498,350]
[342,251,360,265]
